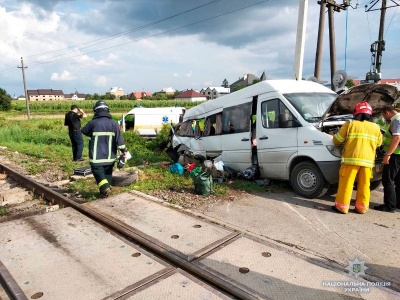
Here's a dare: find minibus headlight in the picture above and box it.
[326,145,342,158]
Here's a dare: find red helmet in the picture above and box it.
[353,101,372,116]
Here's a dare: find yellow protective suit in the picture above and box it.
[333,120,382,213]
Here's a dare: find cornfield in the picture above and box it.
[12,100,200,112]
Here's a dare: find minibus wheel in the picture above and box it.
[290,161,329,198]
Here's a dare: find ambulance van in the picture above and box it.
[120,106,185,137]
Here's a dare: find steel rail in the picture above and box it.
[0,261,28,300]
[0,164,259,300]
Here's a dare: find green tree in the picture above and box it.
[0,88,12,111]
[221,78,229,88]
[233,84,246,92]
[346,79,355,88]
[104,93,116,100]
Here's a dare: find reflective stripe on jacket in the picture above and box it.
[81,115,126,165]
[333,120,382,168]
[383,114,400,154]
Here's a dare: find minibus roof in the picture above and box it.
[183,80,335,120]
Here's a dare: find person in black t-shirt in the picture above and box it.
[64,104,87,161]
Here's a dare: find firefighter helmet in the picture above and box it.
[93,100,109,112]
[353,101,372,116]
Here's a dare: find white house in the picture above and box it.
[200,86,230,100]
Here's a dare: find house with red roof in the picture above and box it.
[175,89,207,102]
[127,91,153,100]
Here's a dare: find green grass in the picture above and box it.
[0,208,9,216]
[0,104,282,202]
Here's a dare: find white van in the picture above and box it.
[169,80,398,198]
[121,106,185,137]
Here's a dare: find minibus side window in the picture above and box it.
[204,115,215,136]
[261,99,294,128]
[178,121,194,136]
[222,103,252,134]
[215,113,222,134]
[193,120,201,136]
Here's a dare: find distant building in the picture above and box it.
[175,89,207,102]
[260,71,267,81]
[159,87,176,95]
[353,78,400,88]
[127,91,153,100]
[65,91,86,100]
[200,87,230,100]
[230,74,260,91]
[27,89,64,101]
[107,87,124,98]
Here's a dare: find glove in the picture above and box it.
[117,155,125,169]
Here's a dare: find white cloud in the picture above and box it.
[0,0,399,96]
[50,70,76,81]
[95,75,108,87]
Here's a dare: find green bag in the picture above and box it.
[190,168,213,195]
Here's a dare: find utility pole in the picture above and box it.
[314,1,326,80]
[327,3,337,90]
[294,0,308,81]
[376,0,386,74]
[17,57,30,120]
[365,0,399,82]
[315,1,351,90]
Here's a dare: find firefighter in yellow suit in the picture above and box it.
[332,101,382,214]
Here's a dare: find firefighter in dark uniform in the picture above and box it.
[81,101,127,197]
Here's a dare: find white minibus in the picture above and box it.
[170,80,397,198]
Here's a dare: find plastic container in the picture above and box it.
[204,160,212,168]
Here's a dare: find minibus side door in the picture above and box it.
[221,101,253,171]
[257,96,298,179]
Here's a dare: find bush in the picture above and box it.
[0,88,12,111]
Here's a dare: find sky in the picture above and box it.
[0,0,399,97]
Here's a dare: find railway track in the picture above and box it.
[1,163,398,300]
[0,163,248,299]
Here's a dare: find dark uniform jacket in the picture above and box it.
[81,112,126,166]
[64,111,82,131]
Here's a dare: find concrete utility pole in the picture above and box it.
[17,57,30,120]
[294,0,308,81]
[314,1,326,80]
[376,0,386,74]
[315,1,350,91]
[327,4,337,90]
[365,0,399,82]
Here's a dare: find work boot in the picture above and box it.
[100,187,111,198]
[332,205,347,214]
[373,204,395,213]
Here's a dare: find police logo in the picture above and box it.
[345,258,368,278]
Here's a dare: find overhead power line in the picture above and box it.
[3,0,271,71]
[0,0,223,74]
[25,0,223,60]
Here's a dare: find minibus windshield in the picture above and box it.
[283,93,337,123]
